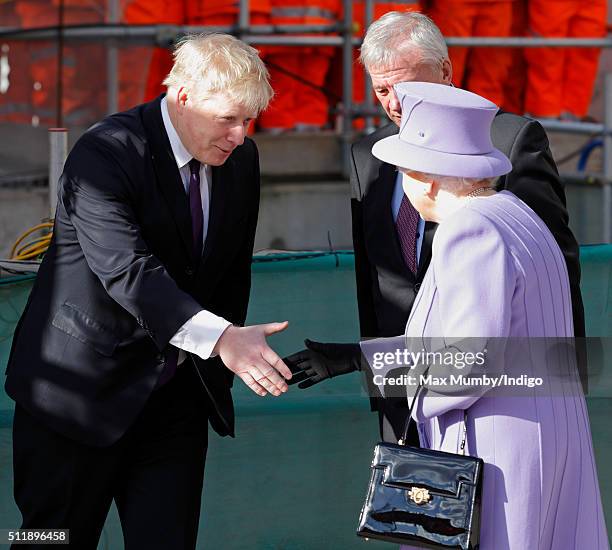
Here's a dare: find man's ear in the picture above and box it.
[176,87,189,111]
[441,59,453,85]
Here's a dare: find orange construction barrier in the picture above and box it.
[9,0,106,126]
[525,0,607,119]
[427,0,514,106]
[0,0,32,123]
[258,0,340,131]
[500,0,527,115]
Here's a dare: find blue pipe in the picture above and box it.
[577,138,603,172]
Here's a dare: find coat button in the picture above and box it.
[185,267,194,276]
[414,283,421,292]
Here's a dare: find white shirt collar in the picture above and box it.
[161,95,193,170]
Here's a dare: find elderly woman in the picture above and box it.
[288,82,608,549]
[368,81,608,549]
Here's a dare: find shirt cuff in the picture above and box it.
[169,310,231,361]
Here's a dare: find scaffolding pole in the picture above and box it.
[48,128,67,217]
[239,0,250,32]
[363,0,375,134]
[341,0,353,178]
[3,25,612,47]
[604,74,612,243]
[107,0,119,115]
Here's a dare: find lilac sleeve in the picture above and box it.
[415,208,516,420]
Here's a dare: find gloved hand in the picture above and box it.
[283,339,362,389]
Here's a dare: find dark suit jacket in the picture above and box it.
[5,96,260,447]
[350,113,586,431]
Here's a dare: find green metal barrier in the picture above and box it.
[0,247,610,549]
[580,244,612,337]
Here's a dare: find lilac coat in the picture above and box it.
[402,191,608,549]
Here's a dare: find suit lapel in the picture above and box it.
[142,97,194,260]
[382,163,406,267]
[364,161,416,280]
[201,157,234,265]
[418,221,437,278]
[361,124,418,280]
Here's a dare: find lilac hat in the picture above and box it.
[372,82,512,178]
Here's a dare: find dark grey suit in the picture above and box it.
[350,112,584,441]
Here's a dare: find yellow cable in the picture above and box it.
[9,221,54,260]
[10,222,53,257]
[11,222,53,248]
[14,235,52,258]
[12,245,48,261]
[14,243,50,261]
[15,248,48,261]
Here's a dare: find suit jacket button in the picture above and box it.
[414,283,421,292]
[185,267,194,276]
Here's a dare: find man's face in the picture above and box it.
[368,49,451,126]
[174,90,256,166]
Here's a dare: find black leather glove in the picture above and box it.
[284,339,362,389]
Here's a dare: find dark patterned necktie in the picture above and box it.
[188,158,203,259]
[396,194,419,275]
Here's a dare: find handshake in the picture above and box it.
[212,321,361,397]
[284,339,362,389]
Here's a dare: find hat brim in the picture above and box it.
[372,135,512,179]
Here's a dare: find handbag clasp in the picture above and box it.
[408,487,431,505]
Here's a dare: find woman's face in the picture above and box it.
[399,170,435,220]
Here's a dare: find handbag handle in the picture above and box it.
[399,378,468,456]
[398,382,424,445]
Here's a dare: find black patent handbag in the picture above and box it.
[356,384,484,549]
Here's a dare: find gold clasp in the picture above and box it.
[408,487,431,505]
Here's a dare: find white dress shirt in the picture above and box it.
[161,97,231,362]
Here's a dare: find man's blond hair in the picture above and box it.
[163,33,273,114]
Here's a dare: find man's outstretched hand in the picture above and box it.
[283,339,362,389]
[213,321,292,397]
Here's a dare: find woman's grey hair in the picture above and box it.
[360,12,448,72]
[163,33,273,114]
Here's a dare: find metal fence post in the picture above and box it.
[604,73,612,243]
[341,0,353,178]
[106,0,119,115]
[49,128,67,217]
[363,0,375,133]
[239,0,250,32]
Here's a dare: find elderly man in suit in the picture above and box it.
[286,12,584,444]
[5,33,292,549]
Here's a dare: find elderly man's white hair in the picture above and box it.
[360,12,449,72]
[163,33,273,114]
